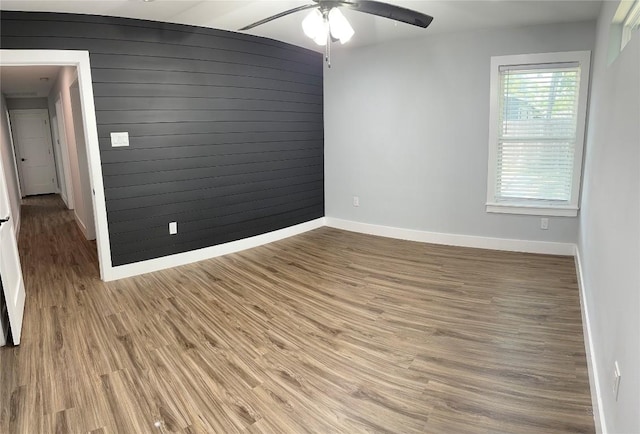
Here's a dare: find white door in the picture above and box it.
[11,109,58,196]
[0,144,26,345]
[50,114,68,205]
[55,96,74,209]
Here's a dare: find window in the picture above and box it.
[608,1,640,64]
[486,51,591,217]
[621,0,640,50]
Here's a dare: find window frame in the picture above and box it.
[621,0,640,50]
[486,51,591,217]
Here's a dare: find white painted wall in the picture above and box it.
[50,114,66,200]
[47,66,93,238]
[68,79,95,240]
[0,94,21,236]
[53,97,74,209]
[579,2,640,432]
[324,21,596,243]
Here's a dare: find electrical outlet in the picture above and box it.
[540,218,549,230]
[613,361,621,400]
[353,196,360,207]
[169,221,177,235]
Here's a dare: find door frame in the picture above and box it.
[50,113,67,202]
[68,76,96,240]
[9,108,58,197]
[0,50,111,281]
[54,94,74,209]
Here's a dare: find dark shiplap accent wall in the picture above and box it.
[1,12,324,266]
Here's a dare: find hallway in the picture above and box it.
[19,195,99,299]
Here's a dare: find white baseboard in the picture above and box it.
[325,217,575,256]
[100,215,602,430]
[74,211,88,239]
[0,303,8,347]
[574,246,606,434]
[104,217,575,281]
[104,217,326,281]
[60,191,69,209]
[13,215,20,239]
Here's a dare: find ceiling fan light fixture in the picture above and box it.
[315,19,330,46]
[313,28,329,45]
[241,1,433,66]
[302,9,324,39]
[328,8,354,44]
[302,7,353,46]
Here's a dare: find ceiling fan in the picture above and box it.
[239,0,433,67]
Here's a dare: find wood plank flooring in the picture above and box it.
[0,195,594,433]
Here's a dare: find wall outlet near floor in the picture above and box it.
[169,221,178,235]
[353,196,360,207]
[540,217,549,230]
[613,361,621,400]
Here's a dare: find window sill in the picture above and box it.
[486,203,578,217]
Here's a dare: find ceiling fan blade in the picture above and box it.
[239,4,318,31]
[338,0,433,28]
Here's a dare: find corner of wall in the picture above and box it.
[576,2,640,433]
[574,244,607,434]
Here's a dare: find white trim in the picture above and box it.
[49,113,64,197]
[574,246,607,434]
[3,108,22,201]
[3,106,21,237]
[621,0,640,50]
[74,210,89,239]
[486,203,578,217]
[105,217,326,281]
[0,50,111,280]
[7,110,27,198]
[0,312,7,346]
[325,217,575,255]
[54,95,74,210]
[14,217,20,240]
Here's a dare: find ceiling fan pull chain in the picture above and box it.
[326,30,331,68]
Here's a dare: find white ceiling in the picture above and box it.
[0,1,601,96]
[0,66,62,98]
[0,1,603,52]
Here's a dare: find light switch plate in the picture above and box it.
[110,132,129,147]
[169,221,177,235]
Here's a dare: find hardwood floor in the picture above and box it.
[0,195,594,433]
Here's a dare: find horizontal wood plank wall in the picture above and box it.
[0,12,324,266]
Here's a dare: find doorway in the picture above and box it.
[9,108,58,196]
[0,50,110,279]
[0,49,112,344]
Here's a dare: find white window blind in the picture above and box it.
[496,63,581,203]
